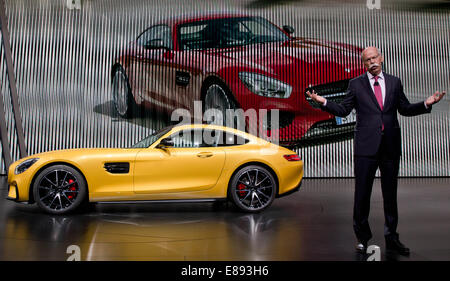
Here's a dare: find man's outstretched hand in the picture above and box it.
[425,91,446,106]
[306,90,326,105]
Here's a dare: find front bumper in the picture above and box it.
[281,117,355,146]
[6,159,36,203]
[231,77,356,144]
[6,183,19,201]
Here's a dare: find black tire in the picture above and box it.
[112,65,137,118]
[33,165,88,215]
[203,81,242,130]
[228,165,277,213]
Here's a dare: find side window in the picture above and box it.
[170,129,202,148]
[179,23,209,50]
[169,129,249,148]
[203,129,249,147]
[222,132,249,146]
[137,25,173,49]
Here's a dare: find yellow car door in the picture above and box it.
[133,129,226,194]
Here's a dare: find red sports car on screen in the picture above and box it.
[112,13,365,145]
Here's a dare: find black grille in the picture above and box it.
[263,111,295,130]
[305,79,350,108]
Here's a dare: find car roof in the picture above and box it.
[168,123,261,141]
[158,12,256,27]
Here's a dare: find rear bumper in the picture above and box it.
[277,179,302,198]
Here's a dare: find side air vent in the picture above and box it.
[175,71,190,86]
[104,162,130,174]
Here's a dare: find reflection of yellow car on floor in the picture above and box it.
[6,124,303,214]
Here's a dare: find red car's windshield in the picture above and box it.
[178,16,289,50]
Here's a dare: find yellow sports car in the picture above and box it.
[6,124,303,214]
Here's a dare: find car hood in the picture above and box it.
[26,148,139,160]
[205,37,364,84]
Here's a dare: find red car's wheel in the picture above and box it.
[203,82,243,130]
[112,66,136,118]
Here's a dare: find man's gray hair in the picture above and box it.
[361,47,382,61]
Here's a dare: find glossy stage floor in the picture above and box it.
[0,177,449,261]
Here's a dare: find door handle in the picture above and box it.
[197,152,213,158]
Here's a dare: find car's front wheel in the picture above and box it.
[33,165,87,215]
[203,82,242,129]
[229,165,277,212]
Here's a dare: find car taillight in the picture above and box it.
[284,154,301,161]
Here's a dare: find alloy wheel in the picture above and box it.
[231,166,276,212]
[37,169,80,211]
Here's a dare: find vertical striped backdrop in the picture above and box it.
[0,0,448,177]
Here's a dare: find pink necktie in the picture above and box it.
[373,76,384,131]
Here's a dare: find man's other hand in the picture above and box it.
[306,90,326,105]
[425,91,446,106]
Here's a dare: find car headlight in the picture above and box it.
[15,158,39,175]
[239,72,292,99]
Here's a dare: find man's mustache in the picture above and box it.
[369,63,380,69]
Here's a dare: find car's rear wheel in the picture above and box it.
[229,165,277,212]
[33,165,87,215]
[112,66,136,118]
[204,82,242,129]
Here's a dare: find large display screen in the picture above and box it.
[0,0,448,177]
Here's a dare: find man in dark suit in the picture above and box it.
[306,46,446,255]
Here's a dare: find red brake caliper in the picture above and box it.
[237,183,246,198]
[67,179,76,200]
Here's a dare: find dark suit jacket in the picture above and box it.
[321,72,431,157]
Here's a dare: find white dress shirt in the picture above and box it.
[366,71,386,106]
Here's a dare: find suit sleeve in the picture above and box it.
[397,80,432,116]
[320,81,356,117]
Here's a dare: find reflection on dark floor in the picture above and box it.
[0,177,449,261]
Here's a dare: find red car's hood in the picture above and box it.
[204,38,364,85]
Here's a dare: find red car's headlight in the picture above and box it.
[239,72,292,98]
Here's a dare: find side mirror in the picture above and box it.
[282,25,295,35]
[156,137,174,148]
[144,39,168,50]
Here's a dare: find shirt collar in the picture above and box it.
[367,71,384,80]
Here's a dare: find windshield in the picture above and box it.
[178,16,289,50]
[130,126,173,148]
